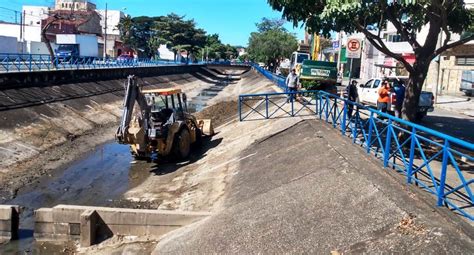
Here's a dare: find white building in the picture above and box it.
[96,9,125,57]
[96,10,123,36]
[55,0,96,11]
[157,44,174,60]
[23,5,49,27]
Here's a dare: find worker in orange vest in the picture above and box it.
[377,80,391,113]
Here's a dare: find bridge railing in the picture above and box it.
[251,63,287,89]
[0,53,197,73]
[238,89,474,220]
[0,54,252,73]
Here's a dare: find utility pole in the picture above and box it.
[104,2,108,58]
[19,10,22,53]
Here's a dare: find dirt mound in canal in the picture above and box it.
[194,100,238,127]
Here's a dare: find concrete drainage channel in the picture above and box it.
[0,70,237,253]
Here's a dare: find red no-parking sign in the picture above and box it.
[346,38,361,59]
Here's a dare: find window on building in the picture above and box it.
[387,34,406,42]
[456,56,474,66]
[62,3,64,8]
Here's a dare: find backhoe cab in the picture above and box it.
[116,75,214,160]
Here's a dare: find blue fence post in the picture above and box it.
[407,126,417,184]
[265,95,269,119]
[325,96,329,122]
[318,93,322,119]
[315,92,319,116]
[341,100,347,135]
[29,54,32,72]
[366,112,374,154]
[437,140,449,206]
[332,98,337,128]
[291,93,294,117]
[238,96,242,121]
[352,108,358,143]
[383,119,393,168]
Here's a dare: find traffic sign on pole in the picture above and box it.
[346,38,361,59]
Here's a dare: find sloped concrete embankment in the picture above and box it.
[0,66,250,200]
[153,105,473,253]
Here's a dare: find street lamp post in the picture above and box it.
[104,2,108,58]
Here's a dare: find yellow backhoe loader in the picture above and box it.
[116,75,214,160]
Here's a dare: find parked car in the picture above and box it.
[460,70,473,97]
[357,76,434,120]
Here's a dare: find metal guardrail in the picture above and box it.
[0,53,252,73]
[241,67,474,220]
[0,53,222,73]
[251,63,287,89]
[238,91,319,121]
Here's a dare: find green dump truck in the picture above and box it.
[299,60,338,94]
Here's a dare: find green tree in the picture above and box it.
[151,14,206,61]
[267,0,474,121]
[257,17,287,32]
[247,18,298,70]
[197,34,238,61]
[117,15,159,57]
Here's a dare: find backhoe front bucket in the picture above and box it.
[197,119,214,136]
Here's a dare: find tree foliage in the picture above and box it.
[268,0,474,121]
[247,18,298,68]
[117,15,158,57]
[118,13,234,61]
[200,34,238,60]
[151,14,207,60]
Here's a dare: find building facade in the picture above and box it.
[55,0,96,12]
[96,9,125,57]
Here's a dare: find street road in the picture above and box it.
[422,107,474,143]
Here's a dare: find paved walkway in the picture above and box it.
[154,118,473,254]
[435,95,474,117]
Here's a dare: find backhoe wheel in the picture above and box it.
[173,128,191,159]
[194,127,203,147]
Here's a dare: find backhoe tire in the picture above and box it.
[194,127,203,147]
[173,128,191,159]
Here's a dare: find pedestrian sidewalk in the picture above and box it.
[435,95,474,117]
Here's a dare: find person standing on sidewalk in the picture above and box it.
[286,68,299,102]
[393,80,406,118]
[377,80,391,114]
[346,80,359,118]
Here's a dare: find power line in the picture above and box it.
[0,6,20,23]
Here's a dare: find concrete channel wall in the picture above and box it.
[35,205,211,247]
[0,65,204,89]
[0,205,19,243]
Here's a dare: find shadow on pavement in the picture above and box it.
[149,136,223,176]
[422,114,474,144]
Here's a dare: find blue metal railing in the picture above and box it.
[0,53,207,73]
[251,63,287,89]
[240,67,474,220]
[238,91,319,121]
[0,53,251,73]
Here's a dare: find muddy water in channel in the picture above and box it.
[0,142,156,253]
[0,75,231,254]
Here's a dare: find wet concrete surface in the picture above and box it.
[0,142,156,254]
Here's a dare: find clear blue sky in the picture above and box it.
[4,0,305,46]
